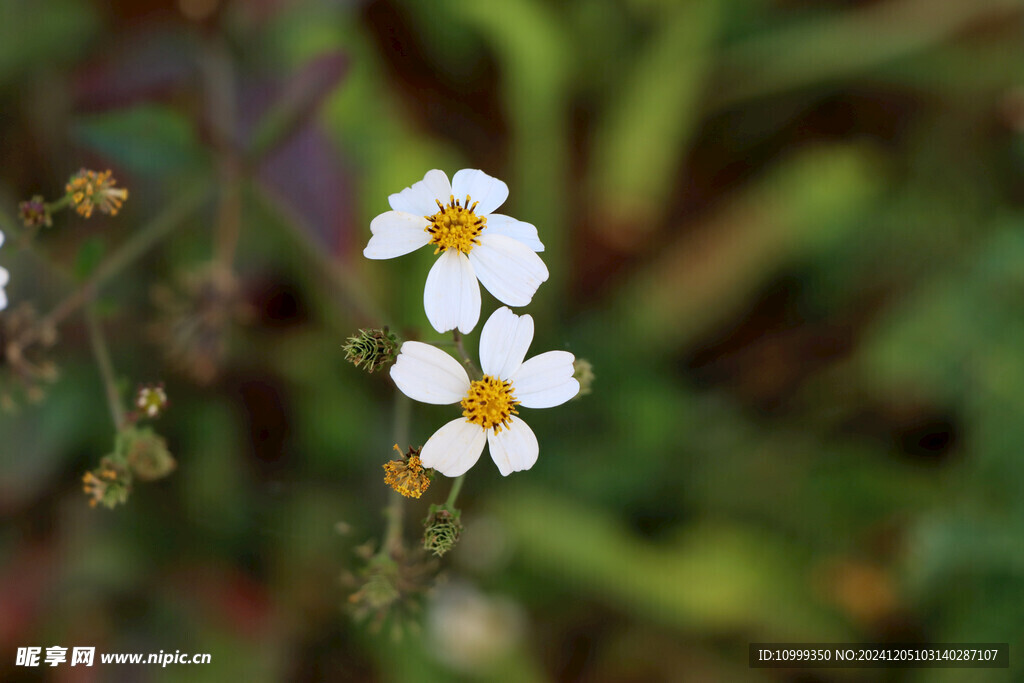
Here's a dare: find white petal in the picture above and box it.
[0,266,8,287]
[511,351,579,408]
[388,169,452,216]
[389,341,470,405]
[485,214,544,252]
[487,417,539,476]
[421,418,487,477]
[424,250,481,334]
[364,211,431,259]
[0,230,5,248]
[468,234,549,307]
[452,169,508,215]
[479,307,534,380]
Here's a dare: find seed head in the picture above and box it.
[344,327,399,373]
[423,504,463,558]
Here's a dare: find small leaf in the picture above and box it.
[73,104,206,175]
[73,236,105,282]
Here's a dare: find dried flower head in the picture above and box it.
[423,504,463,558]
[18,196,52,228]
[344,327,398,373]
[117,425,176,481]
[66,169,128,218]
[383,445,432,499]
[135,383,169,418]
[82,457,132,509]
[150,265,250,384]
[0,304,58,411]
[343,542,437,638]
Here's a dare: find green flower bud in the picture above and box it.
[572,358,594,398]
[116,426,176,481]
[344,327,398,373]
[423,504,463,558]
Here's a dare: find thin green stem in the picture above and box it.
[444,475,465,508]
[252,181,386,327]
[46,195,72,213]
[14,180,210,350]
[201,37,243,269]
[86,305,125,430]
[443,330,475,509]
[451,330,482,379]
[382,392,411,556]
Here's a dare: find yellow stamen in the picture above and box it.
[383,455,431,498]
[66,169,129,218]
[461,374,519,434]
[424,194,486,255]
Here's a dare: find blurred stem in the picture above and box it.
[443,332,476,510]
[46,195,72,213]
[252,181,386,327]
[214,167,242,268]
[445,475,465,509]
[201,37,243,269]
[383,392,411,557]
[86,305,125,430]
[14,180,210,350]
[451,330,481,379]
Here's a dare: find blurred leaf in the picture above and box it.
[589,0,719,239]
[74,236,106,282]
[714,0,1023,109]
[489,488,851,639]
[248,51,348,160]
[621,144,884,351]
[0,0,98,83]
[0,363,108,512]
[451,0,573,291]
[257,126,353,255]
[176,400,252,538]
[73,104,207,175]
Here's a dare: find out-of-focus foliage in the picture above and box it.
[2,0,1024,680]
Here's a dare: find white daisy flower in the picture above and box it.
[0,229,8,311]
[390,307,579,477]
[364,169,548,334]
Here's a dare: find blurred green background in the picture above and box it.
[2,0,1024,680]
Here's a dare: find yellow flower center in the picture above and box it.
[425,195,486,255]
[461,375,519,433]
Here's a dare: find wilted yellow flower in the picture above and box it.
[383,445,432,498]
